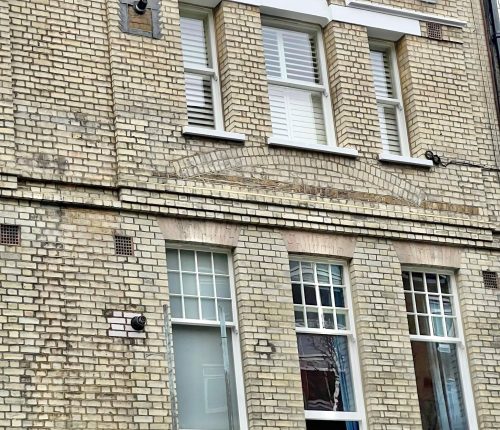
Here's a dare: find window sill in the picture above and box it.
[378,153,433,167]
[268,137,359,158]
[183,126,246,143]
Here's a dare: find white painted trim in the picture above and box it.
[330,5,421,39]
[345,0,467,28]
[378,153,434,167]
[183,126,246,142]
[268,137,359,157]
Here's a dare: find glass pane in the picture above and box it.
[199,274,214,297]
[334,287,345,308]
[215,276,231,299]
[429,295,441,314]
[336,311,348,330]
[262,27,282,78]
[323,310,335,330]
[415,293,428,314]
[301,262,314,283]
[292,283,303,305]
[443,296,454,316]
[290,261,301,282]
[306,421,359,430]
[168,271,181,295]
[304,285,317,305]
[411,341,468,430]
[418,315,430,336]
[432,316,444,337]
[182,273,198,296]
[180,16,209,68]
[184,297,199,319]
[186,74,215,129]
[319,286,332,307]
[282,29,319,83]
[331,265,343,285]
[213,253,229,275]
[377,103,401,155]
[316,264,330,284]
[445,317,457,337]
[402,271,411,290]
[173,325,240,430]
[295,306,305,327]
[426,273,438,293]
[306,309,320,328]
[404,292,414,313]
[197,251,213,273]
[201,298,217,321]
[166,249,179,270]
[407,314,417,335]
[180,250,196,271]
[412,272,425,291]
[297,334,356,412]
[439,274,451,294]
[370,49,394,98]
[218,300,233,323]
[171,296,183,318]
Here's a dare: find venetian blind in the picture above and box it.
[180,15,215,128]
[370,49,402,155]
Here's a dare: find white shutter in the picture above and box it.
[185,74,214,128]
[370,50,394,98]
[269,85,326,145]
[370,47,404,155]
[377,105,401,155]
[180,14,216,128]
[180,16,209,68]
[263,27,282,78]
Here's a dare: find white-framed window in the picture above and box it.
[290,259,365,430]
[180,6,223,130]
[403,269,478,430]
[167,247,247,430]
[369,41,410,156]
[263,19,336,150]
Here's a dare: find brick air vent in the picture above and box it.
[0,224,20,245]
[483,271,498,290]
[427,22,443,40]
[114,235,134,256]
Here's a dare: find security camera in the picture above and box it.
[134,0,148,14]
[131,315,147,331]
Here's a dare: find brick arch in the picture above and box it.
[171,146,427,205]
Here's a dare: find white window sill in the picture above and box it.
[183,126,246,143]
[378,152,434,167]
[268,137,359,158]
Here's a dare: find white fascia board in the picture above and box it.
[330,4,421,40]
[345,0,467,28]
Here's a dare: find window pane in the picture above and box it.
[404,292,414,313]
[334,287,345,308]
[418,315,430,336]
[439,274,451,294]
[201,298,217,321]
[412,273,425,291]
[414,293,427,314]
[215,276,231,299]
[218,300,233,323]
[171,296,183,318]
[432,316,444,337]
[197,251,213,273]
[180,250,196,271]
[292,283,303,304]
[185,297,199,319]
[304,285,317,305]
[180,16,209,68]
[331,265,343,285]
[298,334,356,412]
[262,27,282,78]
[306,309,320,328]
[290,260,301,282]
[182,273,198,296]
[186,73,215,128]
[370,49,394,98]
[301,262,315,283]
[173,325,240,430]
[199,274,215,296]
[166,249,179,270]
[295,306,305,327]
[377,104,401,155]
[336,311,348,330]
[407,314,417,335]
[320,286,332,307]
[402,271,411,290]
[282,30,319,83]
[316,264,330,284]
[323,310,335,330]
[213,253,229,275]
[411,341,468,430]
[168,271,181,294]
[426,273,439,293]
[306,421,359,430]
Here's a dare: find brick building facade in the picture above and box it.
[0,0,499,429]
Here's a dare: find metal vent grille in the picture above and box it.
[483,271,498,290]
[427,22,443,40]
[0,224,20,245]
[114,235,134,256]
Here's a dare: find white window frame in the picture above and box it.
[369,40,410,157]
[263,18,337,151]
[403,267,478,430]
[291,256,366,428]
[167,244,248,430]
[180,5,224,132]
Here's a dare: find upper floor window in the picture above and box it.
[403,270,477,430]
[369,41,409,156]
[180,6,223,130]
[263,20,335,149]
[167,247,247,430]
[290,259,365,430]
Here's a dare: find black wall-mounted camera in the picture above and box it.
[131,315,147,331]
